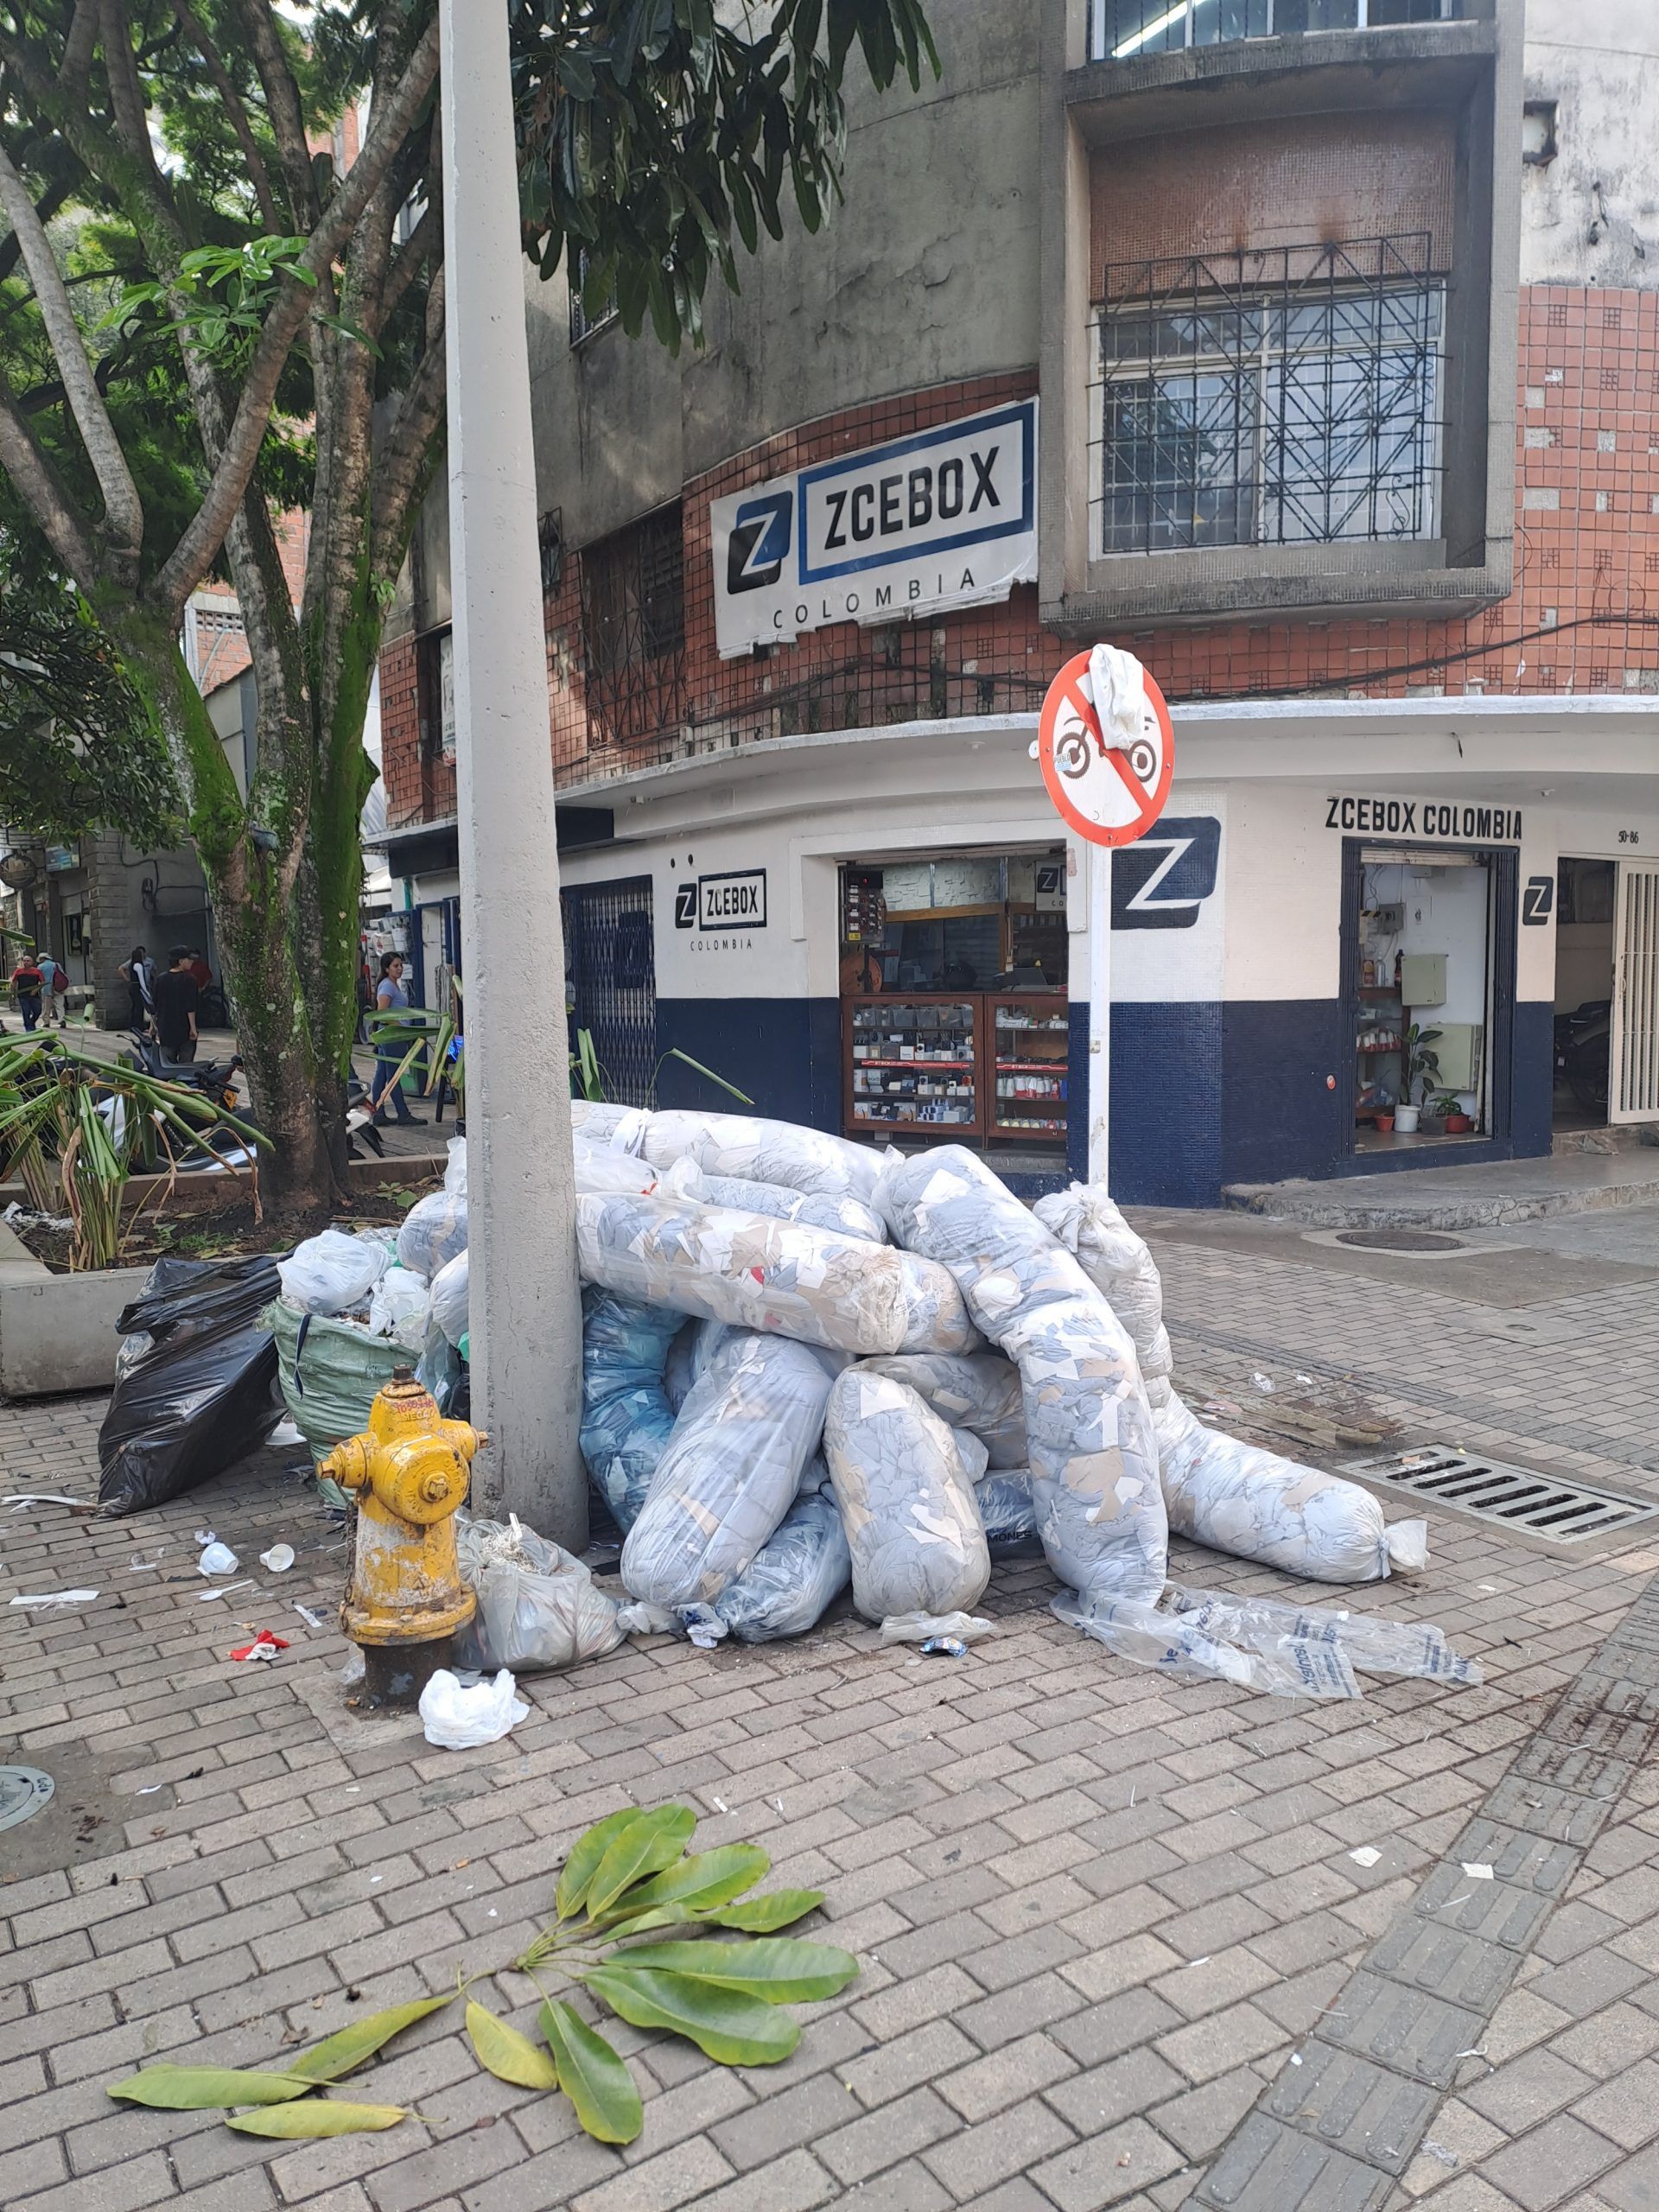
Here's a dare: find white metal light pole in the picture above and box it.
[1087,845,1111,1188]
[438,0,585,1544]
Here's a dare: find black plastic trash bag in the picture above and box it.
[98,1254,283,1513]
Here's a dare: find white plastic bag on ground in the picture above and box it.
[397,1188,467,1281]
[456,1514,643,1672]
[860,1351,1027,1467]
[367,1266,431,1351]
[621,1332,835,1607]
[1163,1585,1479,1685]
[878,1611,995,1644]
[702,1491,851,1643]
[1053,1591,1361,1700]
[580,1291,682,1532]
[661,1156,887,1243]
[879,1146,1166,1608]
[616,1106,880,1203]
[418,1667,528,1747]
[428,1249,469,1349]
[824,1369,990,1625]
[443,1135,467,1195]
[277,1229,390,1316]
[576,1189,975,1357]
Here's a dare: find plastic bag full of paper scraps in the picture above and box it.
[576,1187,976,1357]
[454,1513,659,1673]
[879,1146,1166,1608]
[603,1103,882,1204]
[579,1289,681,1532]
[823,1368,991,1624]
[397,1188,467,1282]
[1038,1181,1423,1583]
[277,1229,390,1316]
[660,1154,887,1244]
[681,1485,852,1644]
[621,1331,836,1607]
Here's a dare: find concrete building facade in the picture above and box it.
[379,0,1659,1203]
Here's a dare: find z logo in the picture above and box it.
[1522,875,1554,925]
[726,491,792,594]
[674,882,697,929]
[1110,817,1221,931]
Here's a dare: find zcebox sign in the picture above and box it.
[710,399,1038,658]
[674,869,768,937]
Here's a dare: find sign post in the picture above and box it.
[1034,649,1174,1189]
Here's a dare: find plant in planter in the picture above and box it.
[1432,1090,1474,1135]
[1403,1024,1444,1105]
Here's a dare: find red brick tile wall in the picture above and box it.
[378,284,1659,823]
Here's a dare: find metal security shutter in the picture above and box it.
[563,876,657,1106]
[1611,861,1659,1122]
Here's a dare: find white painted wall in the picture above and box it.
[1522,0,1659,290]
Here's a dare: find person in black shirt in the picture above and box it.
[152,946,200,1065]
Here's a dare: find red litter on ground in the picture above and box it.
[230,1630,290,1662]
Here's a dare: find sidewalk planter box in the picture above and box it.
[0,1264,148,1396]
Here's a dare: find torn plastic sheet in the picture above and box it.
[1053,1590,1361,1700]
[576,1188,975,1357]
[1162,1585,1482,1686]
[878,1611,995,1645]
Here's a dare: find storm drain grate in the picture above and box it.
[1341,1445,1659,1546]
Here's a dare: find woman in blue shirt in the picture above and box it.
[371,952,424,1126]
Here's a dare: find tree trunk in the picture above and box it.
[101,602,338,1209]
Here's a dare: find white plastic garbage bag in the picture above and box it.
[879,1146,1166,1608]
[277,1229,390,1316]
[823,1369,990,1625]
[580,1291,682,1532]
[702,1490,851,1643]
[861,1351,1027,1467]
[576,1189,975,1357]
[443,1135,467,1196]
[574,1137,660,1196]
[613,1106,881,1204]
[621,1332,835,1608]
[455,1514,645,1672]
[418,1667,528,1748]
[396,1188,467,1282]
[367,1266,432,1351]
[428,1249,469,1350]
[661,1155,887,1244]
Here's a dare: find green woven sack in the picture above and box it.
[264,1298,407,1467]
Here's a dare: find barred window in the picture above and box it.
[569,247,618,346]
[1093,241,1443,556]
[581,508,685,678]
[1091,0,1456,60]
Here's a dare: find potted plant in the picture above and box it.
[1396,1024,1442,1135]
[1433,1090,1473,1135]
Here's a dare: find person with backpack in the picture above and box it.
[37,950,67,1027]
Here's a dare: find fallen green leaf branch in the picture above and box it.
[105,1805,855,2149]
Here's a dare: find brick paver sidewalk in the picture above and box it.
[5,1217,1659,2212]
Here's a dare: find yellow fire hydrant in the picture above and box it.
[321,1369,486,1708]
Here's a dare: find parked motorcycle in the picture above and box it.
[1554,999,1610,1116]
[121,1029,246,1116]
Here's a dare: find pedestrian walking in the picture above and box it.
[119,945,154,1032]
[38,950,67,1027]
[371,952,424,1126]
[151,947,200,1066]
[11,948,45,1032]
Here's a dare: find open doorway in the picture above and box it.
[1351,848,1497,1153]
[1554,858,1613,1129]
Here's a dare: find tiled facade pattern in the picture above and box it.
[380,285,1659,822]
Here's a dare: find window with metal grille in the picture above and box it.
[581,508,685,677]
[569,247,618,346]
[1092,240,1443,556]
[1090,0,1457,60]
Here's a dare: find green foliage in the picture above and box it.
[513,0,940,352]
[106,1803,854,2152]
[1403,1022,1443,1103]
[106,237,376,370]
[0,1035,267,1269]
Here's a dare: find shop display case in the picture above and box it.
[846,995,982,1137]
[988,994,1069,1145]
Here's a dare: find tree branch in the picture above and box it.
[373,196,437,334]
[0,168,70,290]
[59,2,96,96]
[0,365,99,587]
[153,15,440,614]
[369,303,445,589]
[170,0,280,232]
[97,0,170,205]
[228,0,318,232]
[0,135,143,569]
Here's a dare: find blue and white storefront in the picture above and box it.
[459,696,1658,1206]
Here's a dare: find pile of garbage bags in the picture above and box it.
[567,1105,1470,1700]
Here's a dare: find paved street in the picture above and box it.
[5,1205,1659,2212]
